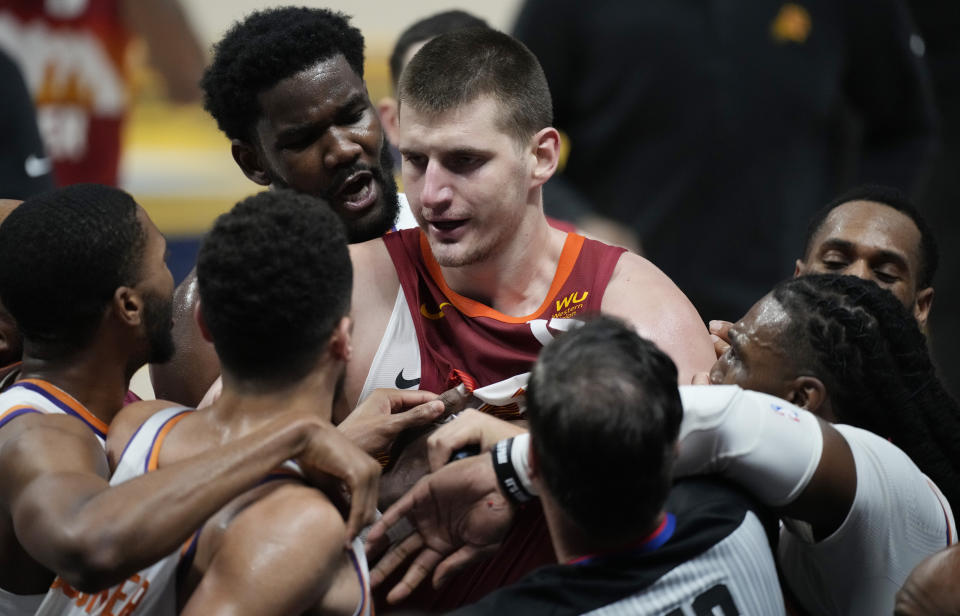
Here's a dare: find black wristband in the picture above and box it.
[491,437,533,505]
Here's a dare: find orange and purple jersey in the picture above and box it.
[34,405,190,616]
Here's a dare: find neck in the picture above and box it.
[540,487,666,564]
[441,212,564,316]
[18,346,135,426]
[206,359,341,439]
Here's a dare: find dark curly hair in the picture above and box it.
[201,6,365,142]
[197,189,352,388]
[0,184,145,356]
[802,184,938,288]
[773,274,960,509]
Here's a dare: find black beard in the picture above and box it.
[144,290,175,364]
[327,140,401,243]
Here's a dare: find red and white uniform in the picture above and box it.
[0,0,129,186]
[361,229,625,408]
[0,378,110,615]
[363,228,625,611]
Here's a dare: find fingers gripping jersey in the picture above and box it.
[369,230,623,612]
[35,406,191,616]
[0,379,110,614]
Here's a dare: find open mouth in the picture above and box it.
[431,220,466,232]
[334,172,379,213]
[428,219,469,239]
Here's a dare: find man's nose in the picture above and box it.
[323,127,363,170]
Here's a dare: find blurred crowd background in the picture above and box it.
[1,0,958,395]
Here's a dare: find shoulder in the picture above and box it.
[601,252,714,379]
[105,399,186,467]
[222,482,347,557]
[604,252,692,308]
[830,425,952,540]
[0,411,110,502]
[349,237,398,291]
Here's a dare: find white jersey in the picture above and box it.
[394,193,417,231]
[346,535,373,616]
[779,424,956,616]
[0,379,110,615]
[35,406,192,616]
[359,285,421,402]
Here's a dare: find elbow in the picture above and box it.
[53,527,129,592]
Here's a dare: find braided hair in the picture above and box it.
[773,274,960,508]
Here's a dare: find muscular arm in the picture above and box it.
[601,252,715,383]
[2,407,375,592]
[182,484,359,616]
[340,239,401,418]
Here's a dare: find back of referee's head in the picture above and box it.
[526,316,682,544]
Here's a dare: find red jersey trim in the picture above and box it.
[418,231,585,324]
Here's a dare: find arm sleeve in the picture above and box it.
[676,385,824,507]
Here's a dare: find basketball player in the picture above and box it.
[0,185,379,614]
[708,184,938,348]
[375,317,785,614]
[347,28,713,609]
[100,190,403,616]
[152,6,418,409]
[377,275,956,615]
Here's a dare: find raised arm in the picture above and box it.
[601,252,715,384]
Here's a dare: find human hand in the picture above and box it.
[426,409,526,471]
[295,421,381,546]
[708,320,733,359]
[337,389,445,457]
[366,455,514,604]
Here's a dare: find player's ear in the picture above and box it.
[914,286,934,330]
[793,259,807,277]
[194,299,213,343]
[113,286,145,327]
[529,127,560,189]
[785,376,827,415]
[329,316,352,362]
[377,97,401,146]
[231,139,272,186]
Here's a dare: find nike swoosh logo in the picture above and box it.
[395,369,420,389]
[25,154,53,178]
